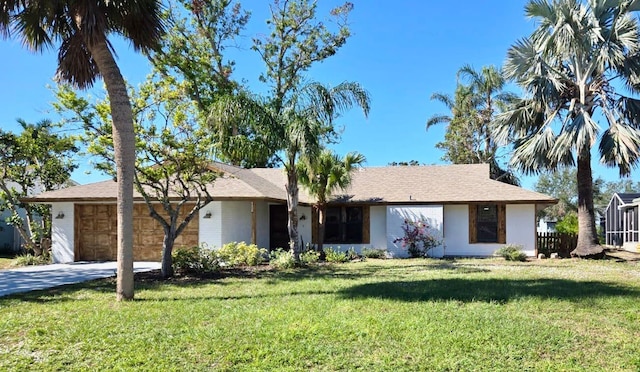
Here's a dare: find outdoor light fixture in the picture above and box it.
[203,211,212,219]
[55,211,65,219]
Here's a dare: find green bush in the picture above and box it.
[270,249,296,269]
[300,250,320,265]
[361,247,387,259]
[12,254,49,267]
[324,247,349,263]
[495,244,527,262]
[218,241,267,267]
[556,212,578,234]
[172,245,220,275]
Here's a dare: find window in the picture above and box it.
[476,205,498,243]
[469,204,505,244]
[317,206,369,244]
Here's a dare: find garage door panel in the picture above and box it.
[76,203,199,262]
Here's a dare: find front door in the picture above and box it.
[269,204,289,250]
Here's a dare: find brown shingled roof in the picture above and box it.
[25,163,556,205]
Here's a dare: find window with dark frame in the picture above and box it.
[324,206,364,244]
[477,204,498,243]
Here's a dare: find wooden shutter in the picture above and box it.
[311,207,319,244]
[498,204,506,244]
[468,204,477,244]
[362,206,370,244]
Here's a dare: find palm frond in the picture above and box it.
[599,123,640,176]
[426,115,451,129]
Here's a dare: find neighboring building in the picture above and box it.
[0,209,26,253]
[604,193,640,252]
[537,217,557,233]
[24,163,557,263]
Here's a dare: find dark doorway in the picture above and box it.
[269,204,289,250]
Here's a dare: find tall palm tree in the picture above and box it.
[427,65,519,185]
[298,149,366,253]
[210,81,370,261]
[495,0,640,258]
[1,1,164,299]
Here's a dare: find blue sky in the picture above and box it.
[1,0,638,189]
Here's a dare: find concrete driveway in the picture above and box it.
[0,261,160,297]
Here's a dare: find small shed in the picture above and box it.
[604,193,640,250]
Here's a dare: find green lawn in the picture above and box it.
[1,258,639,371]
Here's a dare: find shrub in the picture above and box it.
[495,244,527,262]
[218,241,267,267]
[324,247,349,263]
[12,254,49,267]
[270,249,296,269]
[361,247,387,259]
[556,212,578,234]
[300,250,320,266]
[172,245,220,275]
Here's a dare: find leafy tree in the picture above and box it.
[427,65,519,185]
[1,0,165,300]
[495,0,640,258]
[210,0,370,262]
[298,149,365,252]
[147,0,265,166]
[0,120,78,255]
[556,212,578,235]
[55,81,217,279]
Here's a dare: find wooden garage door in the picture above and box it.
[75,204,199,261]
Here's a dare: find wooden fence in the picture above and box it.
[537,232,578,258]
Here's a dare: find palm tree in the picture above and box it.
[298,149,366,253]
[495,0,640,258]
[210,81,370,261]
[427,65,519,185]
[1,1,164,299]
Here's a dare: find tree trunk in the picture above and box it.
[571,150,605,258]
[285,166,300,262]
[161,228,175,279]
[317,203,326,255]
[88,40,136,300]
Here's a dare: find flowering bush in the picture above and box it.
[393,219,441,258]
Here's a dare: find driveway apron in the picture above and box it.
[0,262,160,297]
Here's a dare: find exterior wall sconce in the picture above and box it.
[299,214,306,221]
[55,211,65,219]
[203,211,212,219]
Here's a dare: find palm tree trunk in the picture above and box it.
[317,203,326,253]
[572,150,604,258]
[285,166,300,262]
[88,39,136,300]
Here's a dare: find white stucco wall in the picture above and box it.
[506,204,536,256]
[443,204,536,257]
[297,206,312,249]
[386,205,444,258]
[220,201,253,245]
[51,202,75,263]
[199,201,222,248]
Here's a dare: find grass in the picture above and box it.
[0,254,15,269]
[1,258,639,371]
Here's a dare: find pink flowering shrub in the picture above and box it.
[393,219,441,258]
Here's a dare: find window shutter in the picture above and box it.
[498,204,506,244]
[468,204,477,244]
[362,206,370,244]
[311,207,319,244]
